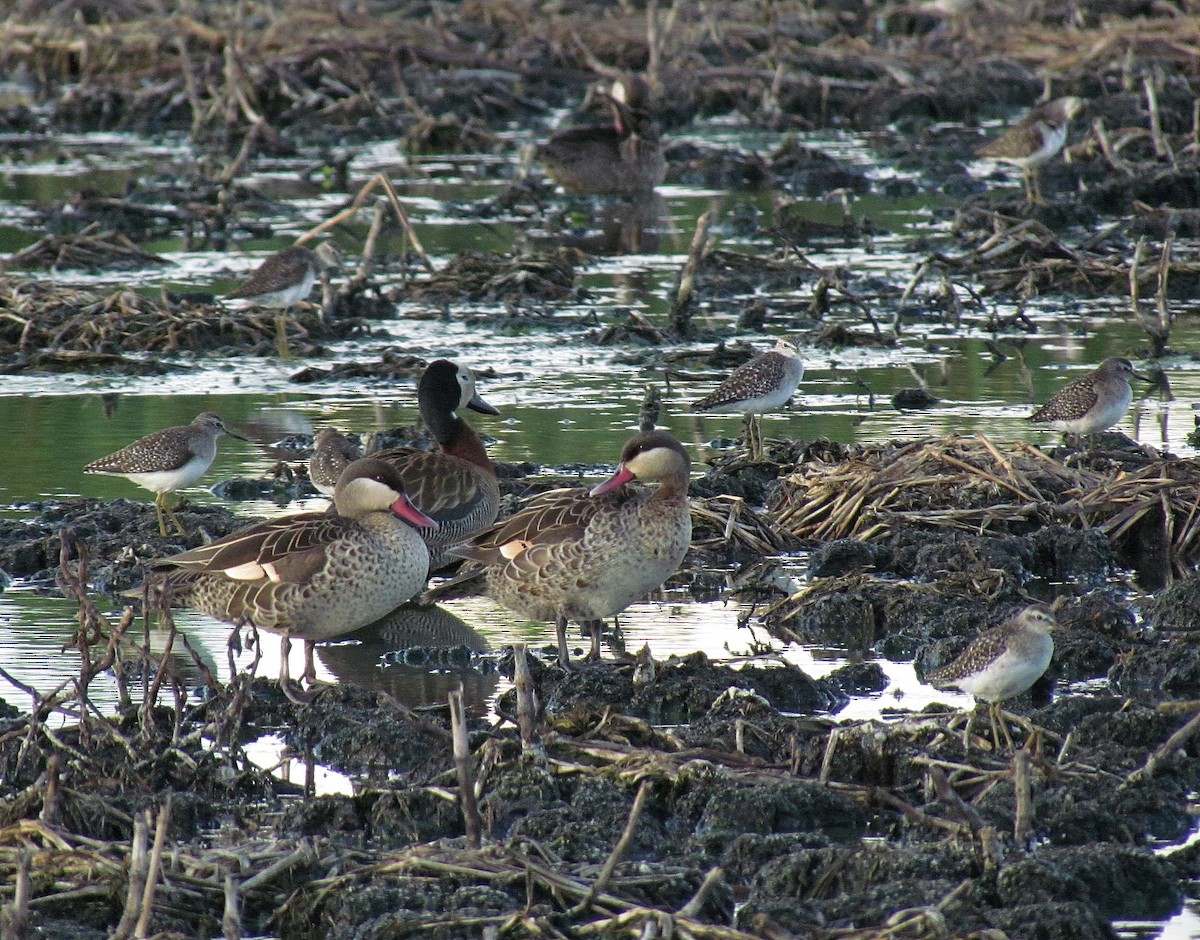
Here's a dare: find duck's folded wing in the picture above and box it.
[389,450,496,523]
[151,513,351,582]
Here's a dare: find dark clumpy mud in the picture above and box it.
[3,628,1196,940]
[5,0,1200,937]
[3,434,1200,938]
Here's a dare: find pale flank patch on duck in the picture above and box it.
[130,457,435,703]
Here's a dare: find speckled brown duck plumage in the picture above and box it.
[136,457,435,700]
[372,360,501,574]
[84,412,249,536]
[308,428,363,496]
[537,75,666,196]
[450,430,693,668]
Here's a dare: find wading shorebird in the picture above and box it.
[692,337,805,461]
[84,412,249,536]
[927,602,1056,750]
[976,96,1083,204]
[226,242,341,358]
[308,428,363,497]
[1029,356,1147,444]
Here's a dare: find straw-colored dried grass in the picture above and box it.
[770,434,1200,574]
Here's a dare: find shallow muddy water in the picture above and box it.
[3,7,1200,934]
[3,126,1200,714]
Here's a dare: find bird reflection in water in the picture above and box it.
[535,193,669,257]
[112,625,220,700]
[316,602,497,712]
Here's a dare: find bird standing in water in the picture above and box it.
[692,338,805,461]
[83,412,249,536]
[134,458,436,702]
[1029,356,1147,445]
[450,430,692,667]
[537,74,666,196]
[976,96,1082,204]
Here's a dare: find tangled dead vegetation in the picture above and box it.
[0,277,361,361]
[2,225,170,273]
[406,249,582,306]
[1,539,1196,939]
[770,434,1200,579]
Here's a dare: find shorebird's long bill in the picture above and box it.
[590,465,636,496]
[391,494,438,529]
[468,392,500,416]
[227,428,252,442]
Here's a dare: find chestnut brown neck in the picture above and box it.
[441,422,494,475]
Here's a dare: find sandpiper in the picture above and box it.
[927,602,1056,749]
[976,96,1083,204]
[84,413,249,536]
[1029,356,1145,443]
[691,337,805,460]
[226,241,341,358]
[308,428,363,496]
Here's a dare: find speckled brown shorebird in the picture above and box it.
[537,74,666,196]
[927,602,1056,749]
[83,412,249,536]
[449,430,692,668]
[308,428,363,496]
[692,337,805,461]
[1029,356,1145,443]
[226,242,341,358]
[976,96,1083,204]
[135,457,436,702]
[372,359,501,575]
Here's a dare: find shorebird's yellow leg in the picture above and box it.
[156,491,186,536]
[274,312,293,359]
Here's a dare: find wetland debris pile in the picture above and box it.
[1,582,1197,939]
[768,434,1200,580]
[0,276,365,365]
[1,226,169,273]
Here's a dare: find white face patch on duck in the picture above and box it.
[623,445,680,480]
[454,365,476,416]
[338,475,403,513]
